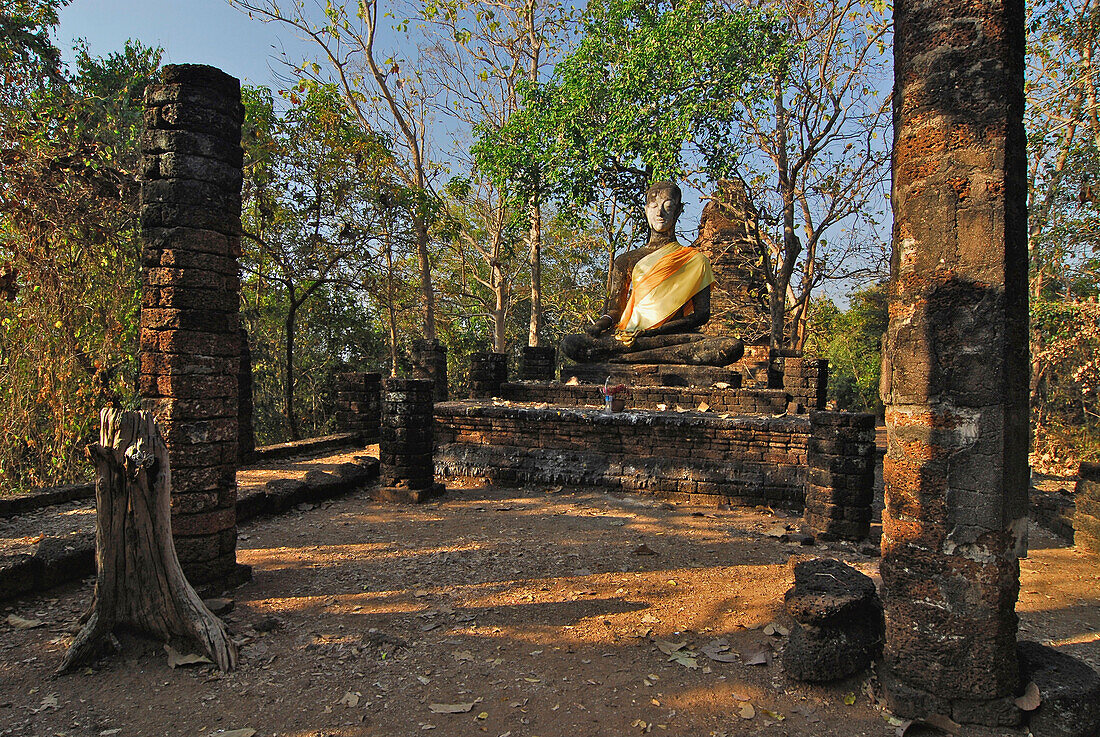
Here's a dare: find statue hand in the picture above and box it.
[585,315,613,337]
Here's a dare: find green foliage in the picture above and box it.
[240,83,392,442]
[0,10,160,491]
[804,283,887,414]
[476,0,786,216]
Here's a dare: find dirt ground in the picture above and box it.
[2,477,1098,737]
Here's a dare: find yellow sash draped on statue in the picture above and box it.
[616,241,714,336]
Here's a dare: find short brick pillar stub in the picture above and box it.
[1075,461,1100,555]
[336,372,381,443]
[520,345,556,381]
[469,352,508,398]
[804,411,875,541]
[783,357,829,413]
[411,339,448,402]
[378,378,442,503]
[139,63,247,588]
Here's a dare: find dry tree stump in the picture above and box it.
[59,408,237,673]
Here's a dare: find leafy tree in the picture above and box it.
[0,14,160,490]
[1026,0,1100,468]
[423,0,574,348]
[479,0,786,254]
[736,0,892,349]
[229,0,447,343]
[804,283,887,413]
[240,83,391,441]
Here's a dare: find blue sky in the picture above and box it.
[56,0,305,89]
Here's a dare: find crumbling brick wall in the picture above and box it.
[495,382,790,414]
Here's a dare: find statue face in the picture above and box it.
[645,186,681,234]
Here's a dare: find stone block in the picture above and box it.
[1017,640,1100,737]
[171,507,236,536]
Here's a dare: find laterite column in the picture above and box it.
[880,0,1028,725]
[378,378,442,502]
[139,64,245,586]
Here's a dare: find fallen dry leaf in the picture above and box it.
[655,640,687,655]
[339,691,361,708]
[164,644,212,668]
[6,614,43,630]
[429,702,476,714]
[701,640,738,663]
[1014,681,1041,711]
[738,702,756,719]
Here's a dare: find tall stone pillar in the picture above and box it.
[880,0,1028,726]
[139,64,246,586]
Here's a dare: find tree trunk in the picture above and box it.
[386,228,399,378]
[414,214,436,342]
[285,301,300,441]
[59,409,237,674]
[527,198,542,347]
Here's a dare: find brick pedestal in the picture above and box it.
[411,339,448,401]
[520,345,556,381]
[783,357,828,413]
[1075,462,1100,555]
[378,378,442,503]
[469,352,507,398]
[139,64,246,586]
[805,412,875,541]
[335,372,381,443]
[880,0,1028,725]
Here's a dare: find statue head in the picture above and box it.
[645,181,683,236]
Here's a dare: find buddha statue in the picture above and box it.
[560,181,744,367]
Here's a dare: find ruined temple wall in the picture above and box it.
[435,404,808,509]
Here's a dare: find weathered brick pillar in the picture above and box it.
[520,345,555,381]
[139,64,245,586]
[805,411,875,541]
[469,352,507,398]
[378,378,442,502]
[1075,462,1100,555]
[411,339,448,401]
[238,328,255,464]
[335,372,381,443]
[880,0,1028,726]
[783,357,829,413]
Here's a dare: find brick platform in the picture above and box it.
[435,402,809,509]
[494,382,789,414]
